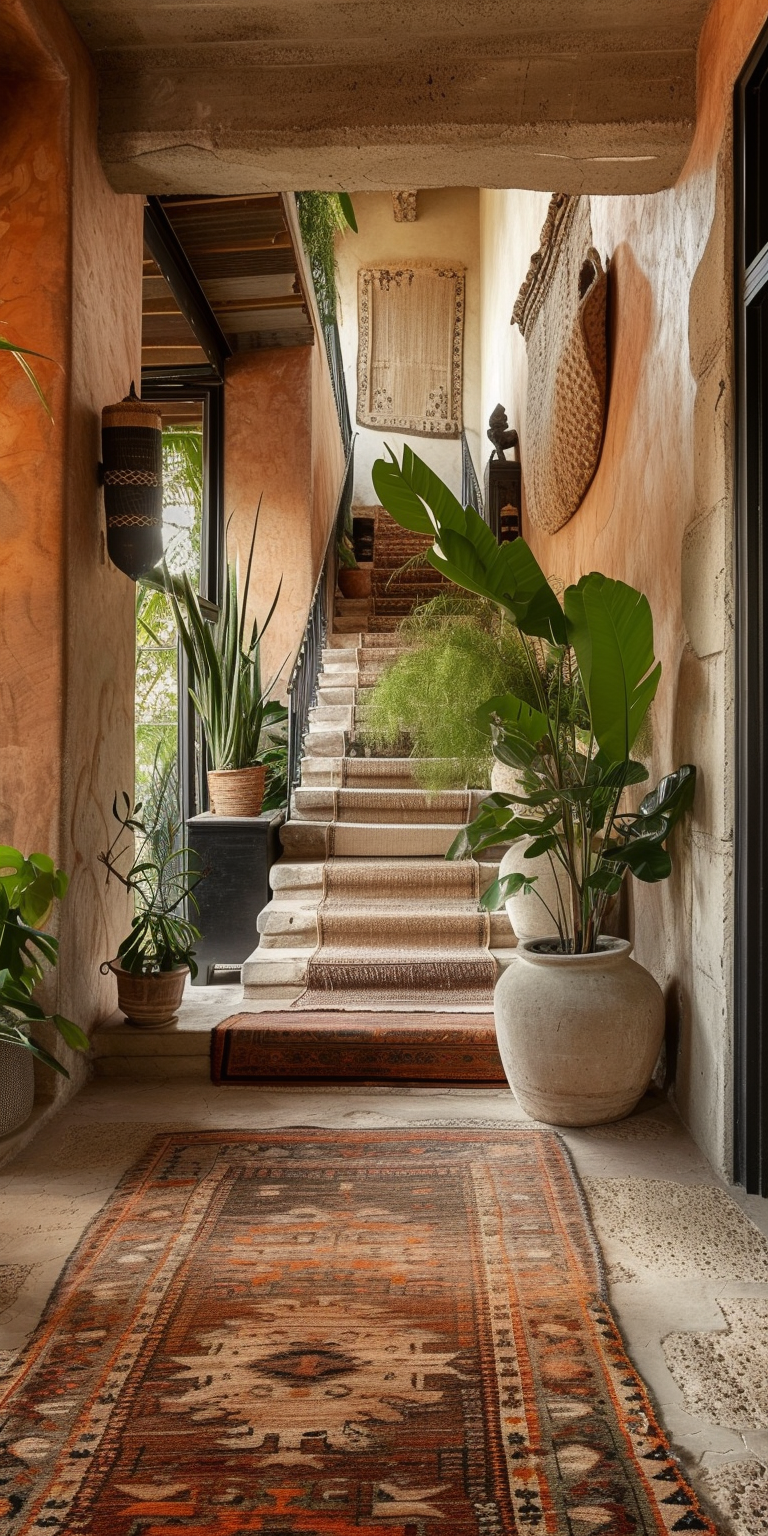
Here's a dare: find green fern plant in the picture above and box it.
[361,595,537,790]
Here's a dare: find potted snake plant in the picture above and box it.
[164,504,284,817]
[373,445,696,1127]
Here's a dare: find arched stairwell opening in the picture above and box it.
[227,506,515,1086]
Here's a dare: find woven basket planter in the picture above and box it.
[108,963,189,1029]
[338,568,372,599]
[207,765,266,817]
[0,1033,35,1137]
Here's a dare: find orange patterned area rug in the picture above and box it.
[0,1129,716,1536]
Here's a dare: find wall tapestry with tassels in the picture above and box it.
[512,195,609,534]
[357,263,465,437]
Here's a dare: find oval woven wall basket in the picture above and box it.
[512,194,609,535]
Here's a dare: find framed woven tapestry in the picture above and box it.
[356,263,465,437]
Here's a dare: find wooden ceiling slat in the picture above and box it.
[161,195,283,211]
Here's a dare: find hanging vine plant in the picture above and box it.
[295,192,357,325]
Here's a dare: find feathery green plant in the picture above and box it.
[361,595,536,791]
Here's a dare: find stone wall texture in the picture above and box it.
[0,0,143,1101]
[479,0,768,1178]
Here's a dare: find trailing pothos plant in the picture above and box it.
[372,446,696,954]
[0,848,89,1072]
[100,788,202,978]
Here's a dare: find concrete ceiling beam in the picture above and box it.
[59,1,712,195]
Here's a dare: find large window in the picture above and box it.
[135,404,204,813]
[734,25,768,1194]
[136,375,224,826]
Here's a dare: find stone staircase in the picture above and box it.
[242,632,516,1007]
[93,508,514,1080]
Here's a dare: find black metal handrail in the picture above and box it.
[323,320,352,454]
[461,429,486,522]
[287,442,355,792]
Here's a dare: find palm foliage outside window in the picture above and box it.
[135,427,203,812]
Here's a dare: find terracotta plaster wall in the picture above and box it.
[225,344,345,702]
[0,0,143,1095]
[479,0,768,1179]
[335,189,482,507]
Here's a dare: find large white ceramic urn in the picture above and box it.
[494,937,665,1126]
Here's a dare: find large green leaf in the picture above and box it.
[476,692,549,745]
[565,572,661,761]
[372,446,566,641]
[638,765,696,830]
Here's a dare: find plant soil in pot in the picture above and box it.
[108,962,189,1029]
[208,764,266,817]
[494,937,664,1126]
[338,567,371,599]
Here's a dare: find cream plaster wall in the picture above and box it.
[477,0,768,1180]
[335,189,482,508]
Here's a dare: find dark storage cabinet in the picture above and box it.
[186,811,284,984]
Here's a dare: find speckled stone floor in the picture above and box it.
[1,1079,767,1534]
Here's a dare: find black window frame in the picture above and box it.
[734,20,768,1195]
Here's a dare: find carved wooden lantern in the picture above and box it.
[101,383,163,579]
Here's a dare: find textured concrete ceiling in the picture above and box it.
[61,1,712,196]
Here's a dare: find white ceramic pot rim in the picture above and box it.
[516,937,632,968]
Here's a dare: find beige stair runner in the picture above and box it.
[242,507,515,1013]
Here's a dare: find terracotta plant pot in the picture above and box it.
[0,1035,35,1137]
[493,937,664,1126]
[338,567,372,599]
[207,764,266,816]
[109,962,189,1029]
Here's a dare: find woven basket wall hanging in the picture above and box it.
[357,263,465,437]
[512,194,609,534]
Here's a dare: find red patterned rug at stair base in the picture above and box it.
[0,1131,715,1536]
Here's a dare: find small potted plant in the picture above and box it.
[337,534,372,599]
[373,445,696,1127]
[0,847,89,1135]
[164,506,284,817]
[100,791,202,1029]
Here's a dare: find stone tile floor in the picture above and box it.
[1,1077,767,1533]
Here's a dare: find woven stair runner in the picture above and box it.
[293,855,496,1009]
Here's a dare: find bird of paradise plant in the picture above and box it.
[372,445,696,955]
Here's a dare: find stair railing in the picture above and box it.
[460,429,487,523]
[286,441,355,793]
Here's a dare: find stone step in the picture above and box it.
[269,858,503,899]
[299,756,452,787]
[316,685,356,706]
[308,703,354,726]
[303,727,346,756]
[291,787,485,824]
[256,903,515,949]
[242,944,517,998]
[280,820,476,859]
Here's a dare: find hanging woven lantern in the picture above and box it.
[101,382,163,579]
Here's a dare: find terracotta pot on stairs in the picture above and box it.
[338,567,371,599]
